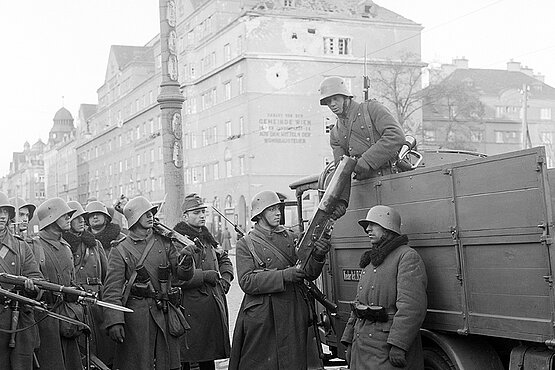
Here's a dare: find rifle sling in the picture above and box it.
[249,230,296,267]
[120,236,156,306]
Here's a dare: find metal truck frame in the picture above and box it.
[290,147,555,369]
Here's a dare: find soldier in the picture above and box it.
[62,201,113,366]
[102,196,195,370]
[319,76,406,219]
[0,192,42,370]
[229,191,331,370]
[8,197,36,240]
[85,200,126,254]
[341,205,427,369]
[173,193,234,370]
[31,197,83,370]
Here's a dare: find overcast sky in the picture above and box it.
[1,0,554,176]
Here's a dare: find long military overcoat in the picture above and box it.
[0,231,43,370]
[102,229,193,370]
[341,244,427,370]
[31,229,82,370]
[173,222,234,363]
[229,224,325,370]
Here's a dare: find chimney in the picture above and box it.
[506,59,521,72]
[534,73,545,83]
[452,57,468,69]
[521,66,533,77]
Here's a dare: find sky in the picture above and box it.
[1,0,554,176]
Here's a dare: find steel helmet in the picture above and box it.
[37,198,75,230]
[319,76,353,105]
[85,201,112,223]
[123,196,158,228]
[358,205,401,235]
[67,201,87,222]
[9,197,36,220]
[0,192,15,220]
[251,191,281,222]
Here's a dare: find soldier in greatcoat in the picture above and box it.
[8,197,36,241]
[62,200,113,366]
[341,205,427,369]
[319,76,406,219]
[30,197,82,370]
[0,192,42,370]
[173,193,234,370]
[229,191,331,370]
[86,200,126,255]
[102,196,194,370]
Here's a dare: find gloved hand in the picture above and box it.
[389,345,407,368]
[220,274,232,294]
[331,200,347,220]
[282,267,306,283]
[203,270,220,286]
[312,238,331,261]
[353,157,372,180]
[108,324,125,343]
[346,344,352,365]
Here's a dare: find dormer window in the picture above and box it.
[284,0,295,7]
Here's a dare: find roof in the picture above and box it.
[79,104,97,121]
[53,107,73,121]
[445,68,555,100]
[110,45,152,69]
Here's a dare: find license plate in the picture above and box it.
[343,268,362,281]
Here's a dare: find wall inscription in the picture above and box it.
[259,113,311,144]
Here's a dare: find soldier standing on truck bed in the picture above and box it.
[319,76,406,219]
[341,205,427,369]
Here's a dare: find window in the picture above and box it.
[225,121,232,137]
[211,52,216,67]
[202,130,207,146]
[136,126,141,140]
[118,135,122,147]
[158,147,162,160]
[226,160,232,177]
[224,81,231,100]
[192,134,197,148]
[238,75,244,93]
[119,161,123,172]
[239,116,244,135]
[150,149,154,162]
[184,133,189,149]
[213,163,219,180]
[224,43,231,61]
[158,116,162,130]
[150,119,154,133]
[237,35,243,54]
[541,108,552,120]
[324,37,351,55]
[495,130,520,144]
[202,166,207,182]
[211,88,217,105]
[109,164,113,176]
[423,130,436,142]
[212,126,218,143]
[239,156,245,175]
[190,63,196,78]
[284,0,294,6]
[470,130,483,143]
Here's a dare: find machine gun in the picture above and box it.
[295,155,357,272]
[393,135,423,172]
[0,273,132,313]
[152,219,199,264]
[212,206,245,239]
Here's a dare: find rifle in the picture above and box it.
[295,156,357,272]
[152,219,199,264]
[0,273,133,313]
[212,206,245,238]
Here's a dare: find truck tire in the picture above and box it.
[424,347,456,370]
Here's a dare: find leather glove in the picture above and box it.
[353,157,372,180]
[312,238,331,261]
[389,345,407,368]
[220,274,232,294]
[108,324,125,343]
[331,200,347,220]
[282,267,306,283]
[346,344,352,366]
[203,270,220,286]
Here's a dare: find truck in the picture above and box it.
[289,146,555,369]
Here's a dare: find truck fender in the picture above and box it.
[421,329,503,370]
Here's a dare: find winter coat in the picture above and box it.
[341,237,427,370]
[330,99,405,202]
[91,222,126,255]
[229,224,325,370]
[0,230,43,370]
[173,222,234,363]
[63,230,113,366]
[102,228,194,370]
[30,229,82,370]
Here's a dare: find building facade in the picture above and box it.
[175,0,422,235]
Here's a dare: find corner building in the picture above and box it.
[175,0,422,236]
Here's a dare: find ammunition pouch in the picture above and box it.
[168,287,182,307]
[54,301,85,338]
[135,265,151,284]
[350,303,388,322]
[130,283,156,299]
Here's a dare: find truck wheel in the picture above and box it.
[424,347,456,370]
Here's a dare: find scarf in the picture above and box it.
[173,221,218,247]
[359,234,409,268]
[91,222,122,251]
[62,230,97,253]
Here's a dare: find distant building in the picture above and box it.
[1,140,46,204]
[176,0,422,232]
[423,58,555,166]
